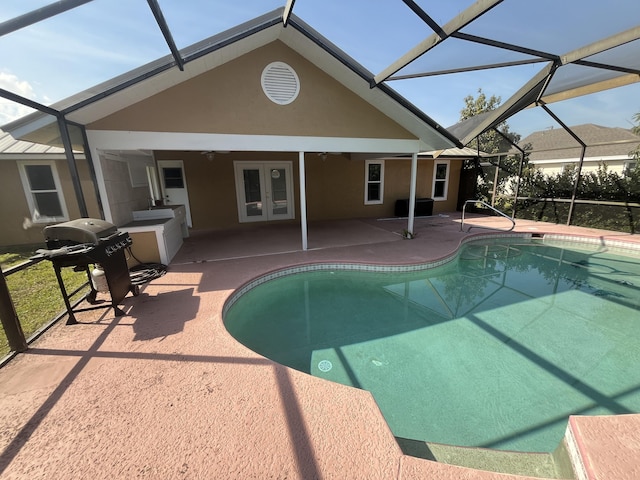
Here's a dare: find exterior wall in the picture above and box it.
[532,158,630,177]
[436,159,462,213]
[152,151,462,231]
[127,231,160,266]
[88,41,415,141]
[0,158,101,248]
[81,40,460,244]
[99,153,155,227]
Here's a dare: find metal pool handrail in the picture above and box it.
[461,200,515,233]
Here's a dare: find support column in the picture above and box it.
[0,270,27,353]
[407,152,418,234]
[58,115,88,217]
[299,151,308,251]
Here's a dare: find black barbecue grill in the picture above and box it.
[36,218,138,324]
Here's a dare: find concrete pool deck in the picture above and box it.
[1,213,639,479]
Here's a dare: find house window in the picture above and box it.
[432,160,450,201]
[18,161,68,223]
[364,160,384,205]
[624,161,637,176]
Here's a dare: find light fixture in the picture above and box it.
[204,151,215,161]
[317,152,343,161]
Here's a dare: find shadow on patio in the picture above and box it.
[1,213,639,479]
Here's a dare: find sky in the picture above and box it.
[1,0,639,139]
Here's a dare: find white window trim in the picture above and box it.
[432,160,450,201]
[624,160,637,175]
[18,160,69,224]
[364,159,384,205]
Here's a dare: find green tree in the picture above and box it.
[632,112,640,136]
[631,111,640,162]
[460,88,521,154]
[459,89,525,206]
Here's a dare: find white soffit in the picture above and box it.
[87,130,423,154]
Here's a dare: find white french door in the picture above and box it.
[234,162,294,223]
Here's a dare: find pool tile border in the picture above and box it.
[543,234,640,256]
[223,233,533,316]
[223,232,640,318]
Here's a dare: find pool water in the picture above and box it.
[224,238,640,452]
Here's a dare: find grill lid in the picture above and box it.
[43,218,118,246]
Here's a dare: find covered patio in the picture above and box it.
[1,214,639,479]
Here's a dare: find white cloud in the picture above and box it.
[0,72,38,125]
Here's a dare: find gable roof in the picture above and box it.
[516,124,640,161]
[3,9,459,152]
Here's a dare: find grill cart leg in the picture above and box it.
[53,265,77,325]
[84,265,98,304]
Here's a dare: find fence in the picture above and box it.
[0,255,88,366]
[472,159,640,234]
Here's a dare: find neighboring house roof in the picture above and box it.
[3,9,459,152]
[421,147,491,159]
[515,124,640,162]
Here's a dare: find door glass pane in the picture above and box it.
[270,168,288,215]
[243,169,263,217]
[163,167,184,188]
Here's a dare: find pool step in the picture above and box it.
[396,437,575,479]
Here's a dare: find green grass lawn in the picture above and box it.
[1,246,89,358]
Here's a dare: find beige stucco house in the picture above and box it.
[0,130,101,247]
[520,124,640,176]
[2,10,473,261]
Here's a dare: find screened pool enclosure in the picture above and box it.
[1,0,639,230]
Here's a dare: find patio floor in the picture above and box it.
[1,213,640,479]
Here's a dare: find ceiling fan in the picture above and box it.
[201,150,230,161]
[317,152,343,160]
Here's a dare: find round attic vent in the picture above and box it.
[261,62,300,105]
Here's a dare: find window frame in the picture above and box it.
[624,160,637,176]
[18,160,69,224]
[364,159,385,205]
[432,160,450,201]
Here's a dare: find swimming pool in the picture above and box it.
[223,236,640,453]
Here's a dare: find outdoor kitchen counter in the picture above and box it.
[122,211,186,265]
[122,218,172,228]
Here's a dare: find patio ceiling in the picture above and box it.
[0,0,639,145]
